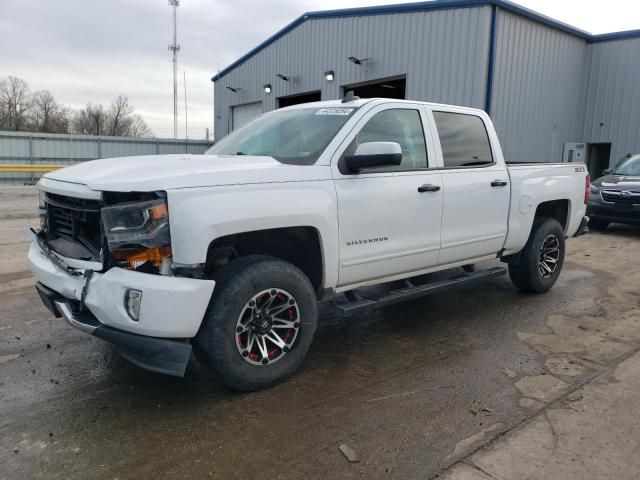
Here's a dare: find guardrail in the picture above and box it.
[0,165,64,173]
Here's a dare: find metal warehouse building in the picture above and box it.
[211,0,640,178]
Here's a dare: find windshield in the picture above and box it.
[207,106,358,164]
[613,155,640,175]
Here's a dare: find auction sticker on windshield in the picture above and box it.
[315,108,354,116]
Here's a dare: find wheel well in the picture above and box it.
[534,200,569,231]
[205,227,324,296]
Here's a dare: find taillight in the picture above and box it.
[584,175,591,204]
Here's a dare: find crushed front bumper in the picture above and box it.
[36,283,193,376]
[28,239,215,377]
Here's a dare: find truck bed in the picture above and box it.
[503,162,588,254]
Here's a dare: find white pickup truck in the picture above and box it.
[28,97,590,390]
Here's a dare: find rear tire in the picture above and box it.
[508,218,565,294]
[194,255,318,391]
[588,218,609,230]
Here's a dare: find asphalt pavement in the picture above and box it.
[1,185,639,480]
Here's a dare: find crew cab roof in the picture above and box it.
[279,98,487,116]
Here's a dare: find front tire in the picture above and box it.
[194,255,318,391]
[508,218,565,294]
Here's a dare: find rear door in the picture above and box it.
[331,103,443,287]
[428,108,509,265]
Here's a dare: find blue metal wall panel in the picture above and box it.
[490,9,588,163]
[213,6,493,140]
[213,1,640,166]
[583,37,640,164]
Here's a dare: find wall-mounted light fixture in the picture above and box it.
[263,84,272,94]
[324,70,335,82]
[348,56,369,66]
[276,73,290,82]
[226,86,241,93]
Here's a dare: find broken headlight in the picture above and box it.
[101,199,172,270]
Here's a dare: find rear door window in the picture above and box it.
[433,112,493,168]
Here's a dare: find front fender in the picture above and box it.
[166,181,339,288]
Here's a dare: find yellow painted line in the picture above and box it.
[0,165,64,173]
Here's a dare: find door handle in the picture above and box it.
[417,184,441,193]
[491,180,508,187]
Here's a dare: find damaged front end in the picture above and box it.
[28,185,215,377]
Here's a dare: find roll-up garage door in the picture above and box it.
[231,102,263,131]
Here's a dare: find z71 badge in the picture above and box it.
[346,236,389,246]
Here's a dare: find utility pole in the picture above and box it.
[183,71,188,139]
[168,0,180,139]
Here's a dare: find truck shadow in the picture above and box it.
[98,266,531,403]
[90,236,625,405]
[589,223,640,239]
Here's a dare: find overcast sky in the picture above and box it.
[1,0,638,139]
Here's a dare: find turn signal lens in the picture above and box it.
[113,246,172,270]
[124,289,143,321]
[149,202,168,220]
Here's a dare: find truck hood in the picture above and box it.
[43,154,331,192]
[592,174,640,190]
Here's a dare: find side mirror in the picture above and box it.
[342,142,402,173]
[602,168,613,175]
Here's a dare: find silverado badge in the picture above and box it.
[346,236,389,246]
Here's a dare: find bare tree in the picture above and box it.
[105,96,152,137]
[128,114,152,137]
[73,103,107,135]
[107,95,134,136]
[0,76,154,137]
[55,107,73,134]
[30,90,70,133]
[0,76,31,131]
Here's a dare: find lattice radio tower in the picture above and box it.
[168,0,181,138]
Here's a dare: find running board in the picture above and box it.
[335,267,507,316]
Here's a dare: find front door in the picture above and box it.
[332,104,443,287]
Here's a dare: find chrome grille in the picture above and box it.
[601,190,640,204]
[45,193,103,259]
